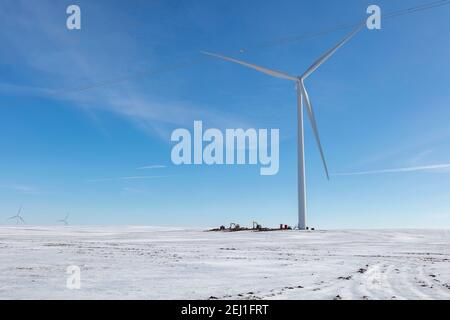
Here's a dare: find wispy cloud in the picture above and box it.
[408,149,434,165]
[137,165,167,170]
[88,175,171,182]
[0,0,252,141]
[122,187,145,194]
[333,164,450,176]
[0,82,53,97]
[0,184,39,194]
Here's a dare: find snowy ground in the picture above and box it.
[0,226,449,300]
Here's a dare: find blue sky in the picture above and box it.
[1,0,450,228]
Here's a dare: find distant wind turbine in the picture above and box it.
[8,206,26,225]
[57,213,70,226]
[202,26,363,230]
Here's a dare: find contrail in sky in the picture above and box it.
[333,164,450,176]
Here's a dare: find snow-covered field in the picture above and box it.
[0,226,449,300]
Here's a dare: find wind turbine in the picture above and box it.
[8,206,26,225]
[57,213,70,226]
[202,26,362,230]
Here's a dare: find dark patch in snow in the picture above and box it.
[357,267,368,274]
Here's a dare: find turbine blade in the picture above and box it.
[302,26,363,80]
[201,51,298,81]
[299,82,330,180]
[20,217,25,224]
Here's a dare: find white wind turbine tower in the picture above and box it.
[202,26,362,230]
